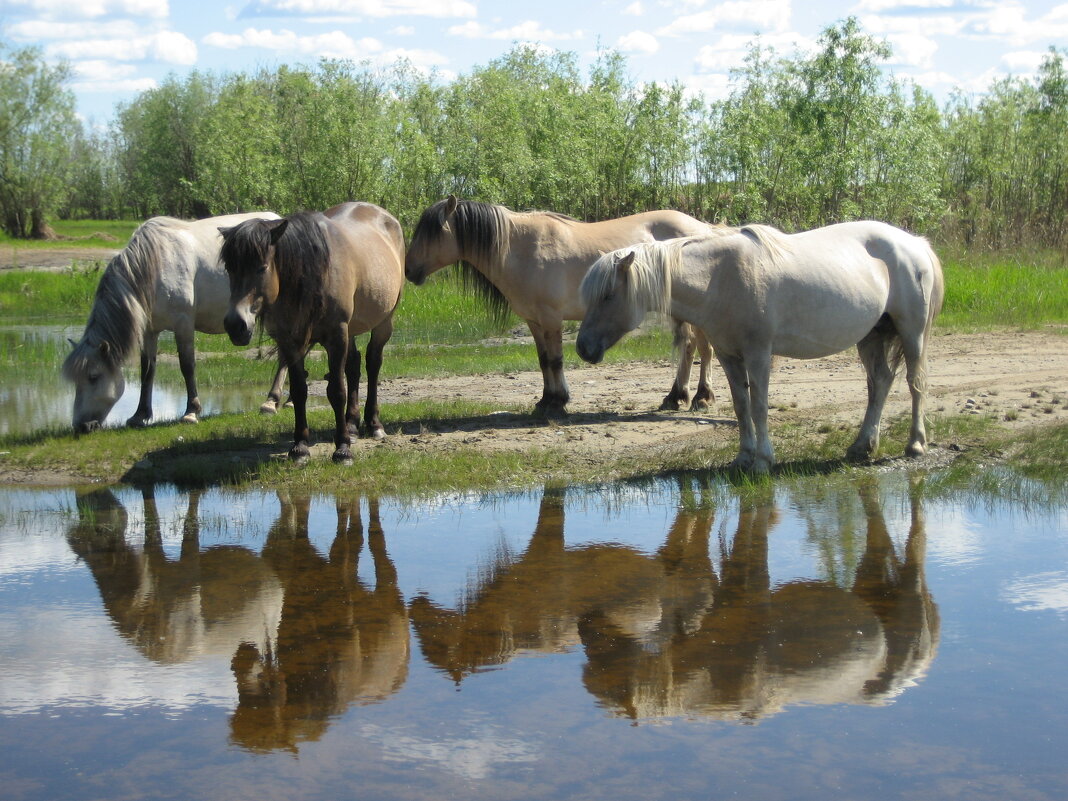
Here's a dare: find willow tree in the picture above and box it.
[0,42,80,238]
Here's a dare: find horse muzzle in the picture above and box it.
[75,419,101,434]
[224,308,254,346]
[575,335,604,364]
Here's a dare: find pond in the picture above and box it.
[1,470,1066,801]
[0,324,271,436]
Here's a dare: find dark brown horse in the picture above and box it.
[220,202,405,463]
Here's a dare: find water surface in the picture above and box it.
[0,472,1065,800]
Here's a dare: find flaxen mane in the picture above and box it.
[62,217,184,380]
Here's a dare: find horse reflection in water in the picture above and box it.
[66,488,283,665]
[66,489,409,751]
[229,494,409,753]
[411,477,938,720]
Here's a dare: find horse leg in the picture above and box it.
[745,349,775,472]
[261,360,288,415]
[176,327,202,424]
[661,320,695,411]
[325,330,352,464]
[127,331,158,428]
[345,337,362,440]
[690,329,715,411]
[284,347,312,462]
[361,318,393,439]
[848,330,896,461]
[900,332,929,457]
[530,322,568,417]
[717,352,759,471]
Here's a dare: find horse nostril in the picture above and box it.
[77,420,100,434]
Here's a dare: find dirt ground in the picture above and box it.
[353,328,1068,471]
[0,245,117,271]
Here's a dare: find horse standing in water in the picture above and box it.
[404,196,716,416]
[577,221,944,473]
[63,213,287,433]
[220,202,405,463]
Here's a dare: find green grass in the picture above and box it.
[0,219,138,250]
[940,249,1068,329]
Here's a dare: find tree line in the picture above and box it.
[2,19,1066,250]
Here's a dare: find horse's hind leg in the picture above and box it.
[324,332,353,463]
[848,328,896,460]
[900,332,929,457]
[175,327,202,424]
[690,329,715,410]
[128,330,159,428]
[344,337,362,439]
[361,318,393,439]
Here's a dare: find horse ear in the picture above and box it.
[98,340,111,357]
[67,337,77,349]
[445,195,458,217]
[616,251,636,273]
[218,225,233,238]
[267,218,289,244]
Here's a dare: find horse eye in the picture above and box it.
[87,373,99,384]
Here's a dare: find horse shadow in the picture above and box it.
[409,476,939,720]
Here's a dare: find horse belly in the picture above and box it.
[771,296,886,359]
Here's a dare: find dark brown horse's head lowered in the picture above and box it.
[218,217,291,346]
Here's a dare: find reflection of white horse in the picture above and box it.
[578,221,945,472]
[62,212,285,433]
[66,489,283,665]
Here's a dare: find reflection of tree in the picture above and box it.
[410,476,939,722]
[67,487,282,664]
[229,494,409,753]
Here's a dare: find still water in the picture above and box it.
[0,324,270,435]
[1,472,1065,801]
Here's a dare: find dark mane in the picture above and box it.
[63,217,180,379]
[221,212,331,334]
[412,198,513,325]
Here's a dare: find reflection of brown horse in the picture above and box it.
[229,494,409,753]
[411,478,939,721]
[582,478,939,720]
[409,479,717,682]
[67,488,283,665]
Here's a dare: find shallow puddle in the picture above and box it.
[1,471,1066,800]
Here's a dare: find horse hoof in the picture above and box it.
[846,445,873,462]
[533,403,568,420]
[288,445,310,463]
[332,450,353,465]
[659,398,683,411]
[905,442,926,457]
[371,428,386,440]
[126,417,149,429]
[180,413,198,424]
[260,401,278,415]
[689,398,711,411]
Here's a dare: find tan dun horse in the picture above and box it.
[220,202,404,463]
[577,221,944,472]
[405,196,716,416]
[62,213,287,432]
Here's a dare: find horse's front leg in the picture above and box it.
[529,321,568,418]
[285,349,312,462]
[745,350,775,473]
[691,329,715,411]
[175,326,202,424]
[717,351,773,473]
[325,330,352,464]
[128,330,159,428]
[361,318,393,439]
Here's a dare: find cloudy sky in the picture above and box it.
[2,0,1067,123]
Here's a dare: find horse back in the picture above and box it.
[323,202,405,333]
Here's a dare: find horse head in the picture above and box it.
[218,218,288,346]
[404,195,462,285]
[63,338,126,433]
[576,249,643,364]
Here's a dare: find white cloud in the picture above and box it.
[0,0,167,18]
[693,31,810,71]
[72,60,139,81]
[680,71,732,101]
[203,26,384,59]
[390,25,415,35]
[852,0,969,10]
[884,32,938,68]
[46,31,198,64]
[622,1,644,15]
[238,0,476,18]
[447,20,585,41]
[7,19,144,40]
[616,30,659,54]
[1001,49,1047,73]
[1002,571,1068,616]
[658,0,793,37]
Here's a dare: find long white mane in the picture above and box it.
[63,217,192,378]
[581,238,688,320]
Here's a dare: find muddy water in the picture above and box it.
[0,325,268,435]
[1,472,1066,801]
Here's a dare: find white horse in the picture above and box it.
[63,212,285,433]
[576,221,945,472]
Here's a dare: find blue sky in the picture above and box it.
[2,0,1067,123]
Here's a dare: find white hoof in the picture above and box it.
[260,400,278,415]
[180,413,199,424]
